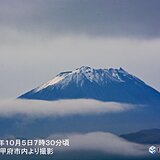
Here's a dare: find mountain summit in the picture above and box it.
[19,66,160,104]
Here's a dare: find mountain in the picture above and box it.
[18,66,160,104]
[1,66,160,138]
[120,128,160,144]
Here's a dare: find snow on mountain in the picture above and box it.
[34,66,142,92]
[18,66,160,104]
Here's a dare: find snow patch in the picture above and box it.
[35,76,64,92]
[33,66,134,92]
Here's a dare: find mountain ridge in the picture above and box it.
[120,128,160,144]
[18,66,160,104]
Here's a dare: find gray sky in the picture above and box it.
[0,0,160,99]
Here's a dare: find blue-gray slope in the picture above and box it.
[19,66,160,105]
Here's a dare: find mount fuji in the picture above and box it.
[0,66,159,139]
[18,66,160,105]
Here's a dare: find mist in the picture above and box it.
[0,99,133,117]
[48,132,148,156]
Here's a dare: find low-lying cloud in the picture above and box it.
[0,99,133,117]
[3,131,148,156]
[48,132,148,156]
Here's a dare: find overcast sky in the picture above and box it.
[0,0,160,99]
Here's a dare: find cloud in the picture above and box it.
[0,99,133,117]
[48,132,148,156]
[0,0,160,38]
[3,131,148,156]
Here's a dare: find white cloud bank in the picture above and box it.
[0,99,133,117]
[5,131,148,156]
[48,132,148,156]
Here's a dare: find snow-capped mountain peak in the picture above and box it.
[19,66,160,104]
[35,66,127,92]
